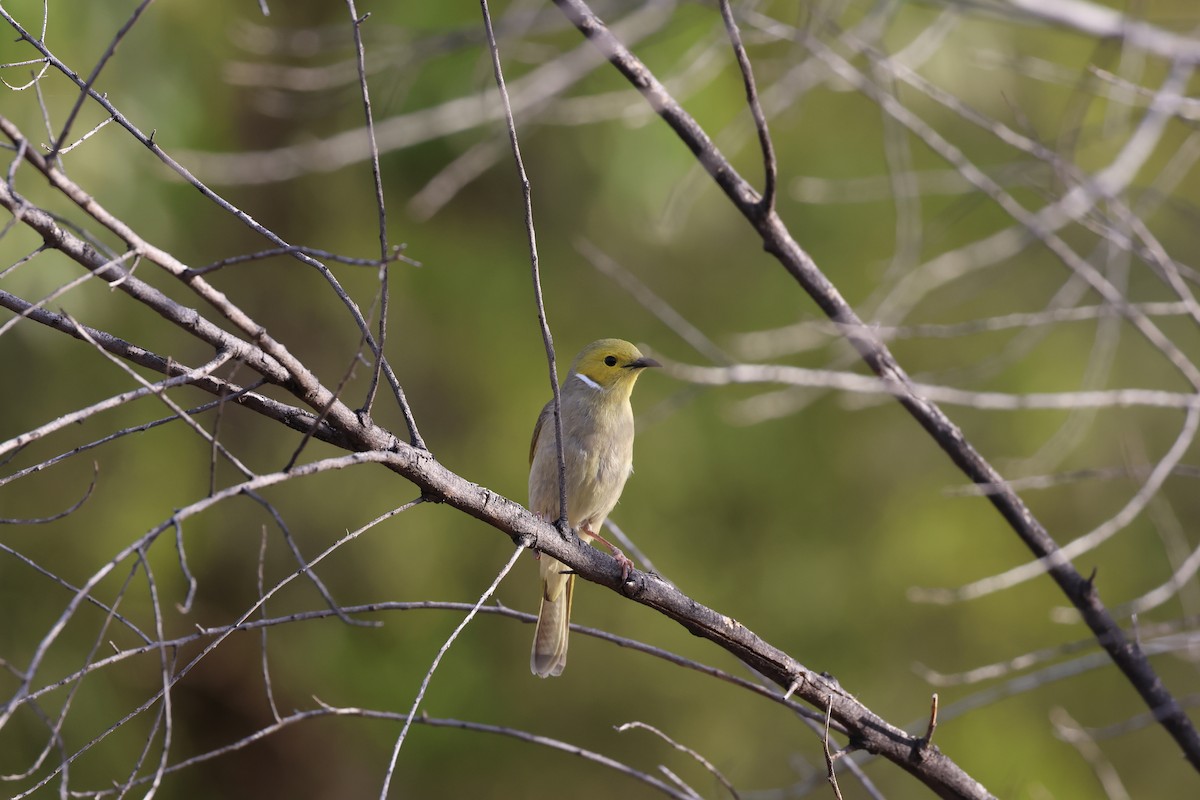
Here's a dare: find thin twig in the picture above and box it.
[922,693,939,747]
[379,544,525,798]
[188,244,416,277]
[47,0,155,161]
[5,561,141,792]
[0,451,407,737]
[136,549,173,800]
[661,357,1200,411]
[822,696,845,800]
[0,464,96,524]
[257,526,282,723]
[88,707,697,800]
[344,0,391,417]
[478,0,568,532]
[0,350,233,459]
[12,601,833,735]
[0,29,428,446]
[577,238,732,365]
[616,721,741,800]
[11,494,426,797]
[717,0,775,212]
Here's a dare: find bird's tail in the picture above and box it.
[531,556,574,678]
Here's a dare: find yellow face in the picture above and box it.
[569,338,660,391]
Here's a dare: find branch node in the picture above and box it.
[619,569,646,599]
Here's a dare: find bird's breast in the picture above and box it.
[529,399,635,527]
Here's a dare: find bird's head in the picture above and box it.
[567,338,660,398]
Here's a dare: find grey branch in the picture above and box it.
[548,0,1200,775]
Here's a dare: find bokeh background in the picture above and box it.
[3,0,1200,797]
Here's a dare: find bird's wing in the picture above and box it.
[529,399,554,465]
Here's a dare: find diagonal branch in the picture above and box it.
[0,321,992,799]
[0,262,992,797]
[547,0,1200,774]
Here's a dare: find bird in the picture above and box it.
[528,338,659,678]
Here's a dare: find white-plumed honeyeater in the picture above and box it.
[528,339,659,678]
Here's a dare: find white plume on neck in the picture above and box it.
[574,373,603,391]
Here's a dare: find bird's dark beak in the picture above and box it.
[626,356,661,370]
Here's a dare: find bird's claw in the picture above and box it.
[613,550,633,583]
[582,524,634,583]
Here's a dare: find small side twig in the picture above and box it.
[257,525,282,723]
[922,693,940,748]
[47,0,154,161]
[344,0,391,418]
[717,0,776,213]
[0,463,96,524]
[616,721,741,800]
[823,696,845,800]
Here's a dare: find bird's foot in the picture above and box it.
[611,550,633,583]
[582,525,633,582]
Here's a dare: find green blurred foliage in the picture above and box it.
[2,0,1200,798]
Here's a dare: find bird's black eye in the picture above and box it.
[604,355,618,367]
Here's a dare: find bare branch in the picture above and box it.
[6,2,1199,795]
[548,0,1200,772]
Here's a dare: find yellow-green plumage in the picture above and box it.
[528,339,658,677]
